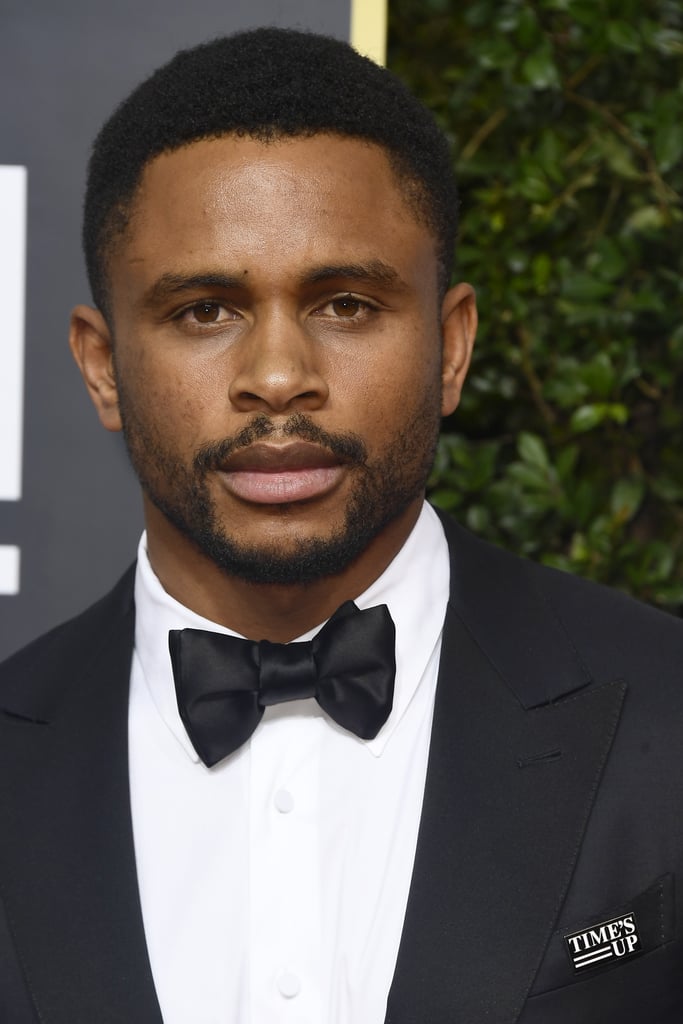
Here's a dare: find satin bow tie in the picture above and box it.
[169,601,396,767]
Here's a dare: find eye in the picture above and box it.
[314,293,377,320]
[174,300,240,328]
[190,301,224,323]
[331,296,363,317]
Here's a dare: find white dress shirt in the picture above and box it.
[128,501,450,1024]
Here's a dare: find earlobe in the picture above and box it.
[440,282,477,417]
[69,305,122,432]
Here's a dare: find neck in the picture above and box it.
[143,501,422,642]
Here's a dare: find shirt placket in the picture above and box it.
[249,708,324,1024]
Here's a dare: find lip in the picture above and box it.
[220,442,342,473]
[217,442,347,505]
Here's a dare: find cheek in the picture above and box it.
[330,320,440,397]
[117,343,227,438]
[332,350,440,453]
[362,336,441,408]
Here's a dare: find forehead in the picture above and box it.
[110,134,439,293]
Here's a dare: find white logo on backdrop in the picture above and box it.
[0,165,27,595]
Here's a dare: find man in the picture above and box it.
[1,26,682,1024]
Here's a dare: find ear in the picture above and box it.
[69,305,122,432]
[440,282,477,417]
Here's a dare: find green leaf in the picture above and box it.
[650,28,683,56]
[545,359,589,408]
[565,0,603,28]
[556,444,579,482]
[521,49,561,90]
[570,404,604,433]
[668,324,683,360]
[561,273,615,301]
[623,206,667,234]
[535,130,564,183]
[580,353,616,399]
[588,238,627,282]
[569,532,591,563]
[641,542,675,583]
[466,505,492,532]
[428,488,461,511]
[507,462,551,490]
[516,7,542,48]
[595,135,640,180]
[651,476,683,503]
[514,157,554,202]
[605,403,629,425]
[606,20,642,53]
[569,402,628,433]
[653,584,683,606]
[610,477,645,522]
[476,37,516,70]
[654,122,683,174]
[531,252,553,293]
[517,431,550,470]
[464,1,495,28]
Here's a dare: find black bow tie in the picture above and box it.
[169,601,396,767]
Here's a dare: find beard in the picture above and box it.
[117,384,442,587]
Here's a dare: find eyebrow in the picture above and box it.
[140,272,246,308]
[301,260,407,290]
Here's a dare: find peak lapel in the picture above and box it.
[0,572,163,1024]
[386,518,627,1024]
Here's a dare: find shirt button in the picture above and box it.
[277,971,301,998]
[274,788,294,814]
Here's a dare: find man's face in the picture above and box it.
[73,134,475,586]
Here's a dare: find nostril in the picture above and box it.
[228,357,329,413]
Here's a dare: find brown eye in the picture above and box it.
[331,296,361,317]
[192,302,221,323]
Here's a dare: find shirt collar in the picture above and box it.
[133,501,450,763]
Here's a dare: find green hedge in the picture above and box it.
[388,0,683,610]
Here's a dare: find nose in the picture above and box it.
[228,311,329,414]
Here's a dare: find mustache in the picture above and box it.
[193,413,368,472]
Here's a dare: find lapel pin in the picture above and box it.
[564,912,642,972]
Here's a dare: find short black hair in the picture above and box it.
[83,27,459,315]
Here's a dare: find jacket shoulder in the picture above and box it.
[0,565,136,718]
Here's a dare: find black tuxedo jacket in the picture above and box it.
[2,513,683,1023]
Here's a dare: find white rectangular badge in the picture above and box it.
[0,164,27,502]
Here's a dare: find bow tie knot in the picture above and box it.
[258,640,318,706]
[169,601,396,767]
